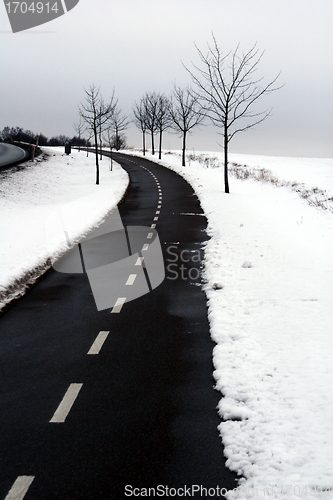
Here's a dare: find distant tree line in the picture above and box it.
[0,126,90,148]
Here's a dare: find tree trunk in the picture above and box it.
[94,127,99,185]
[151,131,155,155]
[224,131,229,193]
[182,130,186,166]
[143,131,146,156]
[159,129,162,159]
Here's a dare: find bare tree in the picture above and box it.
[133,98,147,155]
[79,84,115,184]
[185,35,281,193]
[97,99,104,161]
[73,117,85,151]
[156,94,171,159]
[108,104,129,151]
[144,92,159,155]
[86,130,93,157]
[103,127,114,170]
[169,86,204,166]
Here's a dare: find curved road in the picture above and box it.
[0,153,237,499]
[0,143,30,168]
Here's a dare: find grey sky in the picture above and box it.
[1,0,332,158]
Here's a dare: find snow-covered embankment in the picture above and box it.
[0,147,129,310]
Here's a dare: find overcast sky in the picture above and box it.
[1,0,332,158]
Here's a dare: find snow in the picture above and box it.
[1,145,332,498]
[229,153,333,196]
[0,147,129,309]
[124,149,333,499]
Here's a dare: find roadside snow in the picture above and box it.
[0,147,129,310]
[125,149,333,499]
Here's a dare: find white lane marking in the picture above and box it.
[4,476,35,500]
[147,232,153,239]
[87,331,110,355]
[50,384,83,423]
[156,210,160,214]
[151,224,156,228]
[154,217,159,221]
[111,297,126,313]
[142,244,149,251]
[125,274,137,286]
[135,256,144,266]
[158,204,162,209]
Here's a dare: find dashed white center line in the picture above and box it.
[87,331,110,355]
[153,217,159,221]
[111,297,126,313]
[156,210,160,214]
[142,244,149,251]
[125,274,137,286]
[135,256,144,265]
[50,383,83,423]
[4,476,35,500]
[5,476,35,500]
[147,232,153,239]
[151,224,156,228]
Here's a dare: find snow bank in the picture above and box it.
[125,149,333,499]
[0,147,129,310]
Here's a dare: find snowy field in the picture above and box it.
[0,147,129,309]
[229,153,333,193]
[1,146,332,498]
[125,149,333,499]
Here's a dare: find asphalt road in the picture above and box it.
[0,153,237,499]
[0,143,30,168]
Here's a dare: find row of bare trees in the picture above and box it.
[133,88,203,167]
[79,35,281,191]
